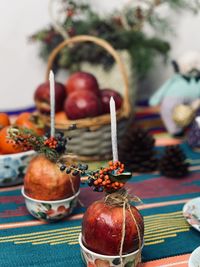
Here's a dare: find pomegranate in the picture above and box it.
[82,195,144,256]
[24,155,80,201]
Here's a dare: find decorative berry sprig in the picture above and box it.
[8,127,68,162]
[59,163,88,176]
[59,160,132,193]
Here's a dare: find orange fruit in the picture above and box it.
[55,111,68,124]
[0,113,10,129]
[0,126,24,154]
[15,112,44,135]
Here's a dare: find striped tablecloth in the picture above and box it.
[0,105,200,267]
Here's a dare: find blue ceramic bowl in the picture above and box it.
[0,150,36,187]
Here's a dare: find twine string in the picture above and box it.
[104,190,142,266]
[128,204,142,263]
[119,201,126,267]
[69,176,84,207]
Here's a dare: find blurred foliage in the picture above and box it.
[30,0,200,79]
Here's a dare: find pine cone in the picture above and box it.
[119,125,158,173]
[159,145,190,178]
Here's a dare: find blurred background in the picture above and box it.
[1,0,200,112]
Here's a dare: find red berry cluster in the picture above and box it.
[44,137,58,149]
[8,128,68,162]
[9,132,35,151]
[88,161,125,192]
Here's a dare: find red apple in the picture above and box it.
[100,88,123,114]
[66,71,100,96]
[82,199,144,255]
[24,155,80,201]
[64,90,102,120]
[34,81,66,114]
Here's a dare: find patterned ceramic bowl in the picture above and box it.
[0,150,36,187]
[22,187,80,222]
[79,234,142,267]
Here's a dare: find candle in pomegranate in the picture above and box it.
[49,70,55,137]
[109,96,118,162]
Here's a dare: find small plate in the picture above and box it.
[188,246,200,267]
[183,197,200,232]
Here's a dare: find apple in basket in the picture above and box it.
[76,161,144,267]
[65,71,100,96]
[64,90,103,120]
[9,128,80,222]
[34,81,66,114]
[100,88,123,114]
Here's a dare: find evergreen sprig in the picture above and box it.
[30,0,200,79]
[8,127,67,162]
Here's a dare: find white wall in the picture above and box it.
[0,0,200,111]
[0,0,49,112]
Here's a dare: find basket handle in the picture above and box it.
[45,35,131,117]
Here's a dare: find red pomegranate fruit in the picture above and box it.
[82,197,144,256]
[24,155,80,201]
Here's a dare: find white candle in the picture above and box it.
[110,97,118,162]
[49,70,55,137]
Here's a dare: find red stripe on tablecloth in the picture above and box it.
[0,198,191,229]
[136,106,160,113]
[0,185,22,192]
[141,253,190,267]
[155,138,182,146]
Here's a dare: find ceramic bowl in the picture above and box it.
[22,187,80,222]
[79,234,142,267]
[188,246,200,267]
[0,150,36,187]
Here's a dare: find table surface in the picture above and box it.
[0,106,200,267]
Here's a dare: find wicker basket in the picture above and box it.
[42,35,132,161]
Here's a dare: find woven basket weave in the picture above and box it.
[42,35,132,161]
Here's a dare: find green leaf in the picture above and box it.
[37,212,47,220]
[109,172,132,183]
[42,203,52,210]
